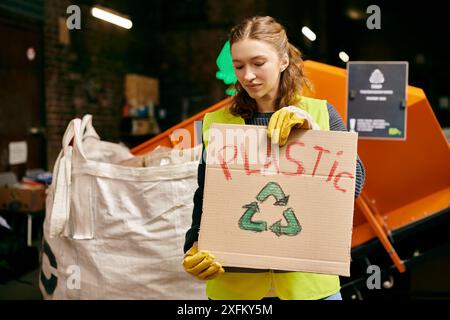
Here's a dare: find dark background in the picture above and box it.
[0,0,449,170]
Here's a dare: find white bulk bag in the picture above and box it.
[39,116,205,299]
[80,114,134,164]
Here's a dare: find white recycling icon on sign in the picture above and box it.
[369,69,384,89]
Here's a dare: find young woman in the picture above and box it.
[183,16,365,300]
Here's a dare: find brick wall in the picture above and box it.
[44,0,130,169]
[44,0,267,168]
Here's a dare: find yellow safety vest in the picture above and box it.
[202,96,340,300]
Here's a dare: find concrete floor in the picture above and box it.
[0,266,42,300]
[0,210,44,300]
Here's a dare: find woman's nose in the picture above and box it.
[243,67,256,81]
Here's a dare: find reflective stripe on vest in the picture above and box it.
[202,96,339,300]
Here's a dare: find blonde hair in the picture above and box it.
[228,16,311,119]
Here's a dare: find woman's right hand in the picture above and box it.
[182,242,225,281]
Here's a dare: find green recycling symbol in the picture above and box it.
[238,182,302,237]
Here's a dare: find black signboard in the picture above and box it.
[347,62,408,140]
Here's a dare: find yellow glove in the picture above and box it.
[268,106,319,146]
[183,243,224,281]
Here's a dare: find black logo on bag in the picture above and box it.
[40,239,58,295]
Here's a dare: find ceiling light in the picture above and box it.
[301,26,317,41]
[339,51,350,62]
[91,6,132,29]
[346,9,364,20]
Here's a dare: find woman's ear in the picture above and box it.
[280,54,289,72]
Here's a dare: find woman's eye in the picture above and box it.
[255,62,265,67]
[234,65,243,70]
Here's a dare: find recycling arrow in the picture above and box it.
[269,208,302,237]
[238,202,267,232]
[239,182,302,237]
[256,182,290,206]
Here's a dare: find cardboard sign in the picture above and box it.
[198,124,358,276]
[347,61,408,140]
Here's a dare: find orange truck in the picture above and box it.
[132,61,450,299]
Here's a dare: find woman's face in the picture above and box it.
[231,38,287,102]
